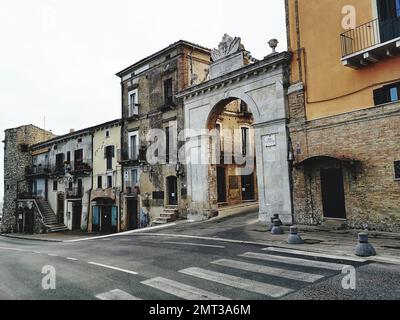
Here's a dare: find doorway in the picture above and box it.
[57,193,64,224]
[72,202,82,230]
[127,198,138,230]
[241,174,255,201]
[320,169,347,219]
[217,167,227,203]
[167,176,178,206]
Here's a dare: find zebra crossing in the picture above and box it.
[96,247,364,300]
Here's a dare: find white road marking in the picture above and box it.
[47,253,59,257]
[65,223,177,243]
[212,259,324,283]
[88,262,138,275]
[95,289,141,300]
[66,257,78,261]
[0,246,29,253]
[179,267,293,298]
[262,247,367,263]
[164,241,226,249]
[142,277,230,300]
[240,252,350,271]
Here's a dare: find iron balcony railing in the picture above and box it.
[25,164,51,176]
[341,17,400,57]
[123,104,139,119]
[66,187,84,199]
[117,147,146,163]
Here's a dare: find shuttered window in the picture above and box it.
[373,82,400,105]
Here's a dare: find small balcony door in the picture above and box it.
[377,0,400,42]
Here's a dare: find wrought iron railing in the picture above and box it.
[341,17,400,57]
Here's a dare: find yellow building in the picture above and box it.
[89,119,123,233]
[286,0,400,231]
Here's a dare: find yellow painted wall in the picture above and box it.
[288,0,400,120]
[92,124,122,188]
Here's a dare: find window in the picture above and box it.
[395,161,400,180]
[53,181,58,191]
[240,101,248,113]
[97,176,102,189]
[74,149,83,170]
[105,145,115,170]
[164,78,173,106]
[373,81,400,105]
[128,90,139,117]
[129,133,138,160]
[56,153,65,171]
[20,144,28,152]
[106,130,110,138]
[107,176,113,188]
[67,151,71,163]
[131,169,138,185]
[397,0,400,16]
[378,0,400,20]
[241,127,249,157]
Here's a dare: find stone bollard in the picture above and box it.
[355,232,376,257]
[271,219,284,235]
[288,226,304,245]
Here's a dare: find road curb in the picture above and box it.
[0,234,63,243]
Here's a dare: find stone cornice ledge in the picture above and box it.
[176,52,291,100]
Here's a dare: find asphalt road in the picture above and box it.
[0,230,399,300]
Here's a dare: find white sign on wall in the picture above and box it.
[264,134,277,148]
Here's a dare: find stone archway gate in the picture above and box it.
[176,35,293,224]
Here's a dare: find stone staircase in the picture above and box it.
[35,199,69,233]
[152,206,179,225]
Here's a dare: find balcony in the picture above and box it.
[66,160,92,175]
[66,187,84,199]
[123,104,140,120]
[25,164,51,177]
[117,147,146,164]
[340,18,400,69]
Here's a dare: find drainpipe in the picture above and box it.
[120,81,125,233]
[87,131,94,232]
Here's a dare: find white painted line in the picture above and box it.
[65,223,178,243]
[47,253,59,257]
[141,277,230,300]
[0,246,29,253]
[95,289,141,300]
[179,267,293,298]
[164,241,226,249]
[212,259,324,283]
[66,257,78,261]
[240,252,350,271]
[88,262,138,275]
[262,247,367,263]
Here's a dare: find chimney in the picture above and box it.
[69,129,75,133]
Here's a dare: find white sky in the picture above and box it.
[0,0,287,200]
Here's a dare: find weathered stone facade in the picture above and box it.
[288,85,400,232]
[117,41,211,225]
[2,125,55,233]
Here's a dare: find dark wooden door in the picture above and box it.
[57,193,64,224]
[320,169,347,219]
[101,206,112,233]
[241,174,255,201]
[217,167,227,203]
[127,199,138,230]
[72,202,82,230]
[167,176,178,205]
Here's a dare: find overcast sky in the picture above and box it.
[0,0,287,201]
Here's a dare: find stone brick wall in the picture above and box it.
[2,125,54,233]
[289,87,400,232]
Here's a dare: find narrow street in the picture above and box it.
[1,218,399,300]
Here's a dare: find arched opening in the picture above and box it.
[207,98,258,209]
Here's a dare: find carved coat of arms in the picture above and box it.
[211,34,242,62]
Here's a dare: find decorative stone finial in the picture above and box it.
[268,39,279,54]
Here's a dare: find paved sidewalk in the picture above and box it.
[0,230,104,242]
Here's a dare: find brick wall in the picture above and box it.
[289,88,400,232]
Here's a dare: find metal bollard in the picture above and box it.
[355,232,376,257]
[273,214,283,226]
[271,219,284,235]
[288,226,304,244]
